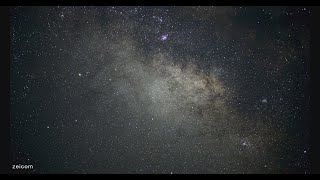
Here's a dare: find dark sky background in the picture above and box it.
[10,6,311,174]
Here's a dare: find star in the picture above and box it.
[59,13,64,19]
[160,34,168,41]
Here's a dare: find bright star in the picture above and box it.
[160,34,168,41]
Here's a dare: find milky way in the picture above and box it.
[10,6,311,174]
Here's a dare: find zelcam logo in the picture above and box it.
[12,164,34,170]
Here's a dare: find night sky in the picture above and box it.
[10,6,311,174]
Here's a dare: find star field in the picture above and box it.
[10,6,311,174]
